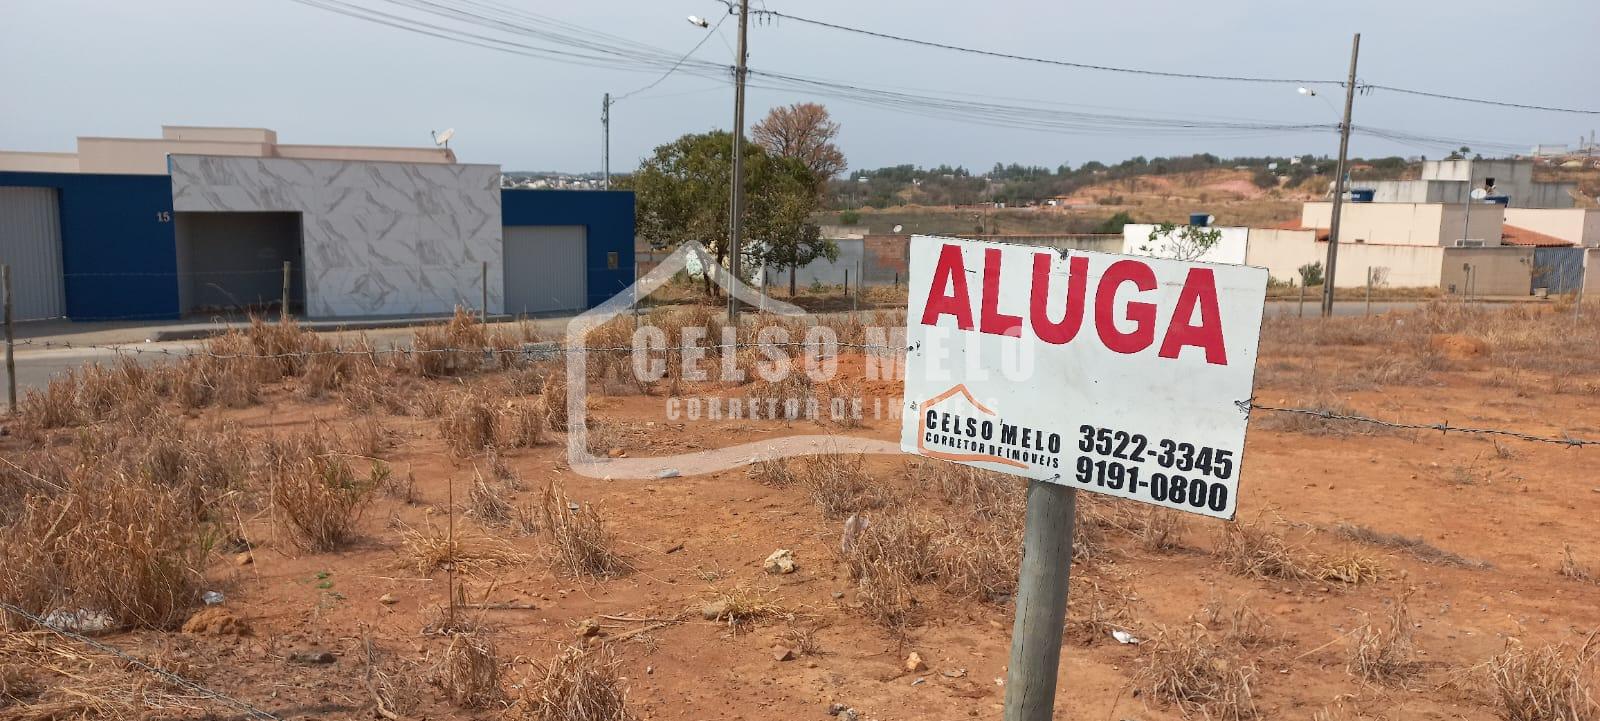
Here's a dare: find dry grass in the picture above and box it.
[0,473,209,630]
[507,647,635,721]
[1215,523,1385,585]
[434,632,501,709]
[396,520,528,575]
[269,448,380,552]
[469,471,513,527]
[703,586,795,628]
[537,481,622,578]
[441,393,499,457]
[541,370,571,432]
[750,456,799,488]
[1560,545,1595,583]
[1139,508,1188,553]
[843,511,937,632]
[1139,626,1258,721]
[1348,594,1421,684]
[503,401,547,448]
[801,453,894,521]
[1335,523,1485,568]
[413,307,489,377]
[1205,596,1282,650]
[1486,637,1599,721]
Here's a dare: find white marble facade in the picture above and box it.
[169,154,502,318]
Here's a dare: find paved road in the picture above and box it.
[1265,299,1425,317]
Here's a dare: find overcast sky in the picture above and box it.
[2,0,1594,174]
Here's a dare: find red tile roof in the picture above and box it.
[1501,225,1574,247]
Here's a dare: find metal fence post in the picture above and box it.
[1003,482,1078,721]
[1365,267,1372,317]
[1298,280,1306,318]
[3,265,14,415]
[281,261,291,323]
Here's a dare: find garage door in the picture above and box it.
[0,187,65,321]
[504,225,587,314]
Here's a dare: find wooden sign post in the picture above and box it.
[898,235,1268,720]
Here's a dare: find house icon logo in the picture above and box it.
[562,241,899,480]
[914,384,1027,468]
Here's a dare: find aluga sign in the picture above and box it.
[899,235,1268,519]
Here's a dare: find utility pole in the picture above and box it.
[1322,33,1360,318]
[726,0,750,325]
[602,93,611,191]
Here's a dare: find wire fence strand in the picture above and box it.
[0,601,282,720]
[6,335,1597,449]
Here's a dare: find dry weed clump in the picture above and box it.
[704,586,794,628]
[920,459,1021,518]
[750,456,798,487]
[397,521,528,575]
[0,474,209,630]
[1560,545,1595,583]
[441,393,499,456]
[1335,523,1486,568]
[1138,626,1257,721]
[537,482,622,578]
[1204,595,1282,650]
[434,632,501,709]
[1217,523,1386,585]
[541,369,571,432]
[469,472,513,527]
[503,401,546,448]
[1486,638,1599,721]
[1348,594,1422,684]
[270,449,380,552]
[1139,508,1188,552]
[802,453,894,520]
[413,307,489,377]
[507,647,635,721]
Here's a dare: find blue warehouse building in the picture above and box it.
[0,126,633,322]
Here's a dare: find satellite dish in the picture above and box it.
[1470,187,1488,201]
[1206,215,1217,226]
[431,128,455,148]
[892,225,904,233]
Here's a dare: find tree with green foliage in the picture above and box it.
[1142,222,1222,261]
[1094,211,1134,234]
[628,130,832,296]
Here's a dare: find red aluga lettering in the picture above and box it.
[1030,253,1089,344]
[979,248,1022,337]
[1094,259,1157,353]
[920,243,973,329]
[1159,267,1229,365]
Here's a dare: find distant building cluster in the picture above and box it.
[502,173,606,190]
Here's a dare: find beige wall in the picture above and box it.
[162,126,277,144]
[1243,228,1318,283]
[1503,208,1600,246]
[1439,247,1533,296]
[1302,201,1504,246]
[275,144,455,164]
[1244,227,1446,288]
[77,138,272,174]
[2,127,456,175]
[1334,244,1446,288]
[1438,203,1505,246]
[0,151,79,173]
[1585,249,1600,296]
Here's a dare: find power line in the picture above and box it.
[615,12,729,102]
[1363,84,1600,116]
[750,8,1344,86]
[755,8,1599,116]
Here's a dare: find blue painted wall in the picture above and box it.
[501,189,635,308]
[0,171,179,321]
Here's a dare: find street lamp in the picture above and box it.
[686,15,710,28]
[602,17,714,191]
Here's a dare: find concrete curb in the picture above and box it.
[149,314,518,342]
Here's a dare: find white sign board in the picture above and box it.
[899,235,1268,519]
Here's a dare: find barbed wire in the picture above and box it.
[0,600,282,720]
[6,337,1596,449]
[1239,401,1600,448]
